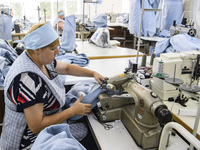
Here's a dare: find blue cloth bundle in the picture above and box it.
[31,124,86,150]
[65,82,103,121]
[155,33,200,57]
[90,13,107,28]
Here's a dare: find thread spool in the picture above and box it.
[141,54,147,67]
[157,61,164,73]
[153,61,169,78]
[150,53,156,65]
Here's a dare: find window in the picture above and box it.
[1,0,80,25]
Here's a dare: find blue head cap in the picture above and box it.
[58,11,64,16]
[23,22,58,50]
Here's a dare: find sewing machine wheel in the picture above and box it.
[156,107,172,127]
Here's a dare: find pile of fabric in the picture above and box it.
[154,33,200,57]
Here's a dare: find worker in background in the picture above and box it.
[53,10,65,36]
[0,22,104,150]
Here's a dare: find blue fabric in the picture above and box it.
[0,14,12,40]
[31,124,86,150]
[160,0,183,31]
[59,15,76,52]
[0,39,18,86]
[142,0,156,37]
[56,53,90,67]
[23,22,58,50]
[157,29,170,38]
[152,0,160,9]
[56,53,90,85]
[154,38,170,56]
[154,33,200,57]
[90,13,107,28]
[128,0,141,36]
[128,0,156,37]
[65,82,103,121]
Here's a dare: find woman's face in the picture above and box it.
[37,44,59,65]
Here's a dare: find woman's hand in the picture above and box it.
[71,95,92,116]
[93,71,105,85]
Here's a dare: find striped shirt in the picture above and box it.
[8,62,60,149]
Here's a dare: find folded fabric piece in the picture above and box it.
[154,33,200,57]
[31,124,86,150]
[56,53,90,67]
[65,82,103,121]
[56,53,90,85]
[59,15,76,52]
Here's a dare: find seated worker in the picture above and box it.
[53,10,65,36]
[0,22,104,150]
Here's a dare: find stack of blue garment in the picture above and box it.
[154,33,200,57]
[0,39,18,86]
[56,53,90,67]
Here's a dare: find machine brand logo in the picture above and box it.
[140,99,144,107]
[139,108,144,115]
[137,85,144,91]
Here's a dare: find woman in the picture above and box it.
[0,22,104,150]
[53,10,65,36]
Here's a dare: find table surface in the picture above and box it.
[75,41,142,59]
[140,36,167,42]
[64,56,148,85]
[164,100,200,140]
[107,22,128,28]
[87,112,189,150]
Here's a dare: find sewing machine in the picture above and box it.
[151,51,200,101]
[106,13,117,23]
[94,62,172,149]
[170,24,197,37]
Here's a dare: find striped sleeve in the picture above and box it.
[9,72,48,112]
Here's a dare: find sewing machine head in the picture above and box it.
[95,61,172,149]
